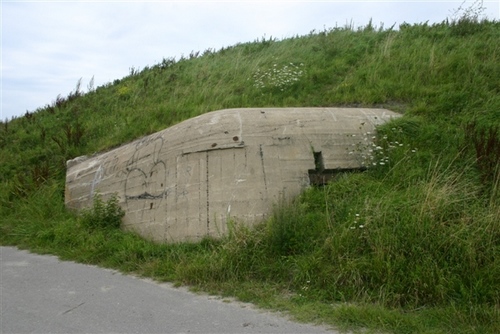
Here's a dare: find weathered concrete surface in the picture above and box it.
[65,108,400,242]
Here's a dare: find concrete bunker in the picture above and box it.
[65,108,400,242]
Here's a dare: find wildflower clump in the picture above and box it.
[347,123,418,168]
[250,62,305,91]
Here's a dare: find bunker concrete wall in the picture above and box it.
[65,108,400,242]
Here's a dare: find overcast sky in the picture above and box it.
[1,1,499,121]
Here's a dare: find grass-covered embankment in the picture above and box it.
[1,18,499,333]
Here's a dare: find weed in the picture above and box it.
[79,193,125,230]
[87,76,95,92]
[67,78,83,102]
[465,121,500,186]
[117,85,132,100]
[449,0,487,23]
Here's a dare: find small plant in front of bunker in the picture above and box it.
[79,193,125,230]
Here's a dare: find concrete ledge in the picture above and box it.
[65,108,401,242]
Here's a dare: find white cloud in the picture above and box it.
[1,1,499,120]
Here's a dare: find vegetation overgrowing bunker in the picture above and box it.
[65,107,400,242]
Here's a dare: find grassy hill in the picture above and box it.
[1,18,499,333]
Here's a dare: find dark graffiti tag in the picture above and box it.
[124,136,168,208]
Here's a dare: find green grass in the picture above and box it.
[1,18,499,333]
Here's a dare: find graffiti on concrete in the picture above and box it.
[124,136,169,204]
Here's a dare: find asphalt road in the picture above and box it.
[1,246,336,334]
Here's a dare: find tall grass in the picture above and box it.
[1,19,499,333]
